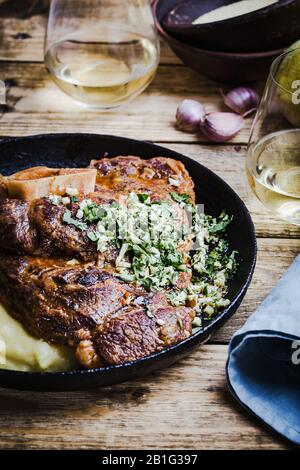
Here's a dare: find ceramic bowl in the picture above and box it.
[163,0,300,53]
[154,0,284,83]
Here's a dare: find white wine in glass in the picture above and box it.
[44,0,160,109]
[247,48,300,226]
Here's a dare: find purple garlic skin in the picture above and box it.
[200,112,244,143]
[222,87,259,117]
[176,99,206,132]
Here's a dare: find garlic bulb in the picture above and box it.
[222,87,259,117]
[176,99,206,132]
[200,112,244,143]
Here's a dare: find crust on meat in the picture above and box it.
[0,156,198,369]
[6,167,97,201]
[92,292,195,366]
[90,156,195,203]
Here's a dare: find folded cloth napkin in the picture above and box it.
[227,254,300,445]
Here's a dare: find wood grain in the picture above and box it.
[0,4,298,452]
[212,238,300,343]
[0,12,180,65]
[171,145,299,342]
[0,62,257,144]
[0,15,47,62]
[167,144,300,239]
[0,345,290,450]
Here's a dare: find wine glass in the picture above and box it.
[247,48,300,226]
[44,0,160,109]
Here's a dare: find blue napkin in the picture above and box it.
[227,255,300,445]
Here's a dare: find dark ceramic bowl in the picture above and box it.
[0,134,256,391]
[163,0,300,53]
[154,0,284,83]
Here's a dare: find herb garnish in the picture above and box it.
[170,192,191,205]
[63,210,87,231]
[59,191,238,322]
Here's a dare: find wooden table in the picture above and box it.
[0,1,299,451]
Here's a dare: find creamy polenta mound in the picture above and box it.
[0,304,77,372]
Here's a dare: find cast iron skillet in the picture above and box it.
[0,134,256,391]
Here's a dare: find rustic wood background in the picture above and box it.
[0,0,299,450]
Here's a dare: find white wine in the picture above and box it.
[247,129,300,225]
[45,32,159,108]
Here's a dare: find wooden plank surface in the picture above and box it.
[0,14,47,62]
[212,238,300,342]
[0,1,298,451]
[167,144,300,239]
[0,345,290,450]
[0,13,179,65]
[0,62,258,144]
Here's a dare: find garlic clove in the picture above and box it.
[200,112,244,143]
[176,99,206,133]
[222,87,259,117]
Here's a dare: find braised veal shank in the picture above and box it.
[0,156,196,368]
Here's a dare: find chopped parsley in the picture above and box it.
[137,193,150,203]
[170,192,192,205]
[62,209,87,231]
[167,290,187,307]
[59,191,238,324]
[177,318,184,331]
[204,211,232,234]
